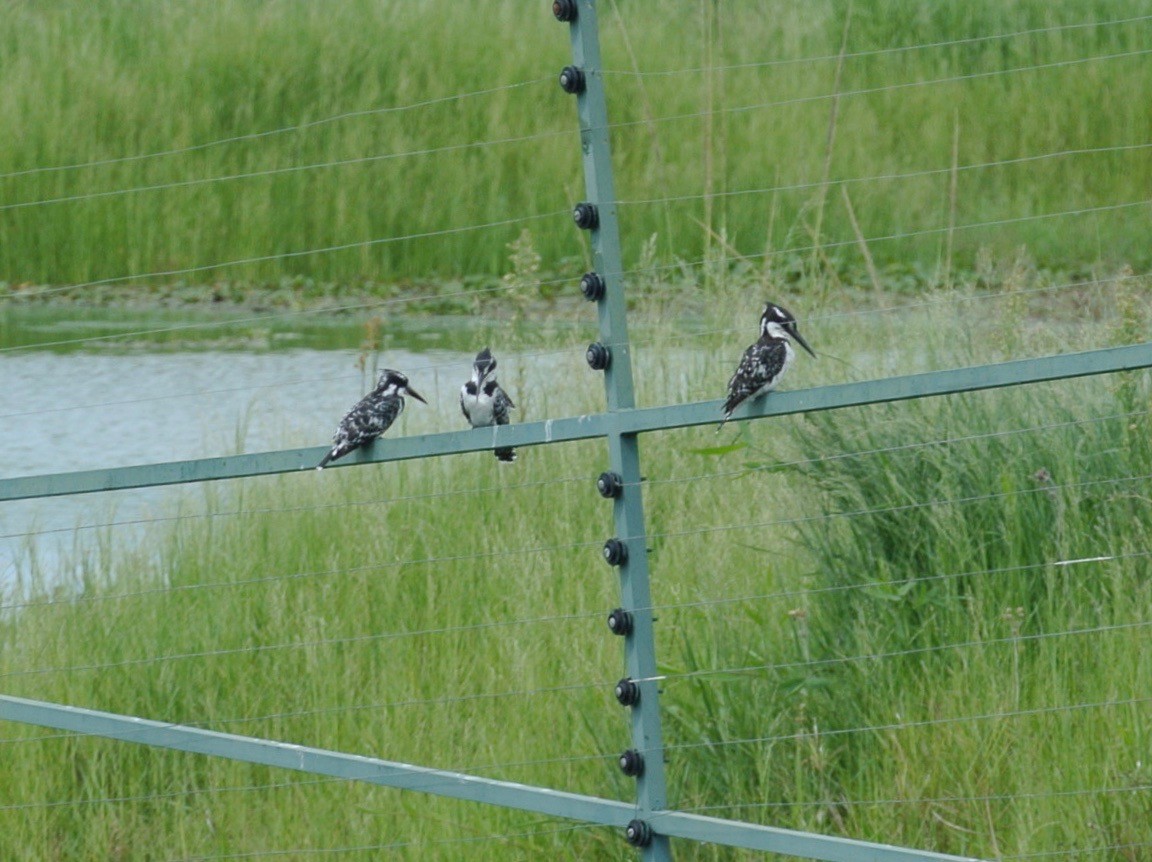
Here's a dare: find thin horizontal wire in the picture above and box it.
[3,735,1146,845]
[657,552,1148,632]
[1006,842,1152,862]
[7,394,1124,551]
[6,195,1143,358]
[8,558,1137,732]
[642,407,1150,495]
[645,471,1152,555]
[168,821,593,862]
[10,19,1139,200]
[6,447,1143,622]
[664,696,1152,755]
[686,783,1152,815]
[0,127,571,214]
[619,199,1152,346]
[12,619,1142,729]
[0,541,608,680]
[4,55,1143,307]
[1,208,567,305]
[648,619,1152,688]
[642,270,1141,353]
[3,570,602,643]
[7,187,1143,354]
[0,466,591,547]
[0,771,341,810]
[610,47,1152,136]
[617,141,1152,209]
[3,555,1133,745]
[606,14,1152,78]
[0,325,591,419]
[0,78,552,180]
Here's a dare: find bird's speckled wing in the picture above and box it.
[723,337,789,417]
[492,386,515,425]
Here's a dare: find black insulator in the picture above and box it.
[603,537,628,566]
[552,0,578,22]
[618,749,645,777]
[625,819,654,848]
[580,271,606,301]
[586,342,611,371]
[614,677,641,707]
[572,202,599,230]
[558,65,586,94]
[596,471,623,498]
[606,607,634,636]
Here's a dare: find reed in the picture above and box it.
[0,1,1149,292]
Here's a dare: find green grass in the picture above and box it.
[1,0,1150,291]
[2,273,1151,859]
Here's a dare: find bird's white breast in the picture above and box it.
[462,385,496,426]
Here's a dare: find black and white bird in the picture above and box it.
[460,347,517,462]
[317,369,427,469]
[720,301,815,430]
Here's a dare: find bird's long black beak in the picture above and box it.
[794,330,816,358]
[405,386,428,405]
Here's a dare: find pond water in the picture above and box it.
[0,307,592,596]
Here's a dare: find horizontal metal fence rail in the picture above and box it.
[4,342,1151,502]
[0,694,981,862]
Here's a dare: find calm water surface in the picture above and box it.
[0,345,491,594]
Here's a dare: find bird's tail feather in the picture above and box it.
[316,446,343,470]
[495,447,517,463]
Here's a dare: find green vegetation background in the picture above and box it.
[1,0,1150,292]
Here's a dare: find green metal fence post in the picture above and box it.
[555,1,673,858]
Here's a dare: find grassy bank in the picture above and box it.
[1,0,1150,292]
[2,278,1150,859]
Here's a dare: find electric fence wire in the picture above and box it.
[1005,842,1152,861]
[0,208,571,305]
[605,47,1152,137]
[661,696,1152,757]
[1,546,1144,680]
[1,683,1146,831]
[4,195,1145,359]
[0,78,555,181]
[614,141,1152,210]
[0,125,573,215]
[636,269,1146,355]
[2,51,1145,305]
[1,742,1146,826]
[3,609,1144,718]
[181,616,1152,730]
[603,13,1152,78]
[2,550,1141,749]
[685,782,1152,815]
[4,404,1144,603]
[164,820,596,862]
[639,407,1152,494]
[0,320,603,421]
[5,43,1146,213]
[4,10,1143,183]
[4,464,1148,671]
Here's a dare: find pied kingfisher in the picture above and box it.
[460,347,517,462]
[317,368,427,469]
[720,301,815,430]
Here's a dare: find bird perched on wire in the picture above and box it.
[720,301,815,430]
[317,368,427,469]
[460,347,517,462]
